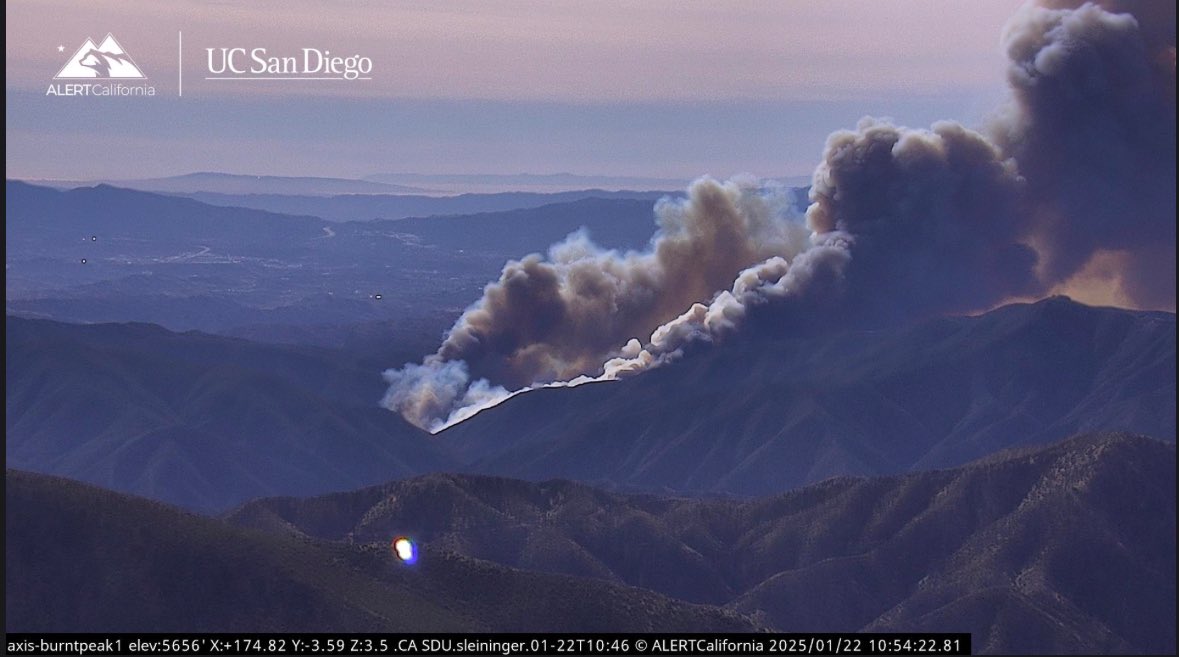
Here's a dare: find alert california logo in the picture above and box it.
[47,33,157,96]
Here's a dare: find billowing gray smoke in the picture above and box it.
[384,0,1176,432]
[433,177,809,390]
[994,0,1176,308]
[808,120,1039,321]
[602,120,1040,377]
[384,178,812,430]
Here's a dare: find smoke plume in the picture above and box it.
[384,0,1176,432]
[995,0,1176,308]
[384,178,811,430]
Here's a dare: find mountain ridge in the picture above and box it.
[5,315,456,512]
[6,468,756,633]
[28,173,430,196]
[227,432,1175,654]
[440,297,1175,495]
[6,297,1173,511]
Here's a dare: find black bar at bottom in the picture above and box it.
[4,633,970,656]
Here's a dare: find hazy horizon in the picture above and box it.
[5,0,1020,180]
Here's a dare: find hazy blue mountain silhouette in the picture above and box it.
[182,188,679,222]
[5,180,325,246]
[387,196,664,253]
[46,172,428,195]
[5,180,665,253]
[5,181,665,333]
[364,171,693,191]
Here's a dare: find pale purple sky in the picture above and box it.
[5,0,1024,180]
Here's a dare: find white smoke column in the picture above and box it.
[602,235,855,377]
[380,359,504,432]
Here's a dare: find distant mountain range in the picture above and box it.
[35,172,431,196]
[389,197,664,254]
[5,181,664,333]
[367,169,693,191]
[5,180,325,246]
[442,297,1175,494]
[179,189,681,223]
[9,432,1173,652]
[6,298,1174,513]
[363,172,813,194]
[31,171,801,197]
[4,181,666,256]
[6,469,754,633]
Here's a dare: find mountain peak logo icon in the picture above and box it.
[55,34,146,79]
